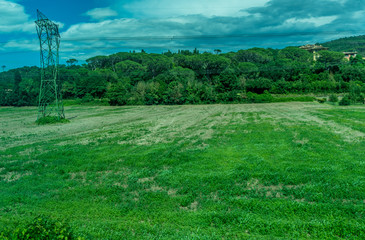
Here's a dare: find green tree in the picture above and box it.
[145,81,161,105]
[278,47,312,63]
[77,70,108,98]
[13,70,22,95]
[340,65,365,83]
[108,52,134,71]
[214,68,241,93]
[214,49,222,55]
[317,51,344,68]
[97,69,118,83]
[66,58,78,66]
[237,62,259,76]
[164,81,185,105]
[188,53,230,80]
[115,60,147,85]
[185,79,204,104]
[350,54,365,65]
[234,48,273,64]
[144,54,173,78]
[0,88,7,106]
[156,67,195,85]
[246,77,273,94]
[348,81,364,103]
[86,55,109,70]
[130,81,147,105]
[107,80,131,106]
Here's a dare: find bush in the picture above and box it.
[0,216,83,240]
[317,98,326,103]
[272,96,315,102]
[107,81,131,106]
[80,93,93,103]
[349,82,364,103]
[328,94,338,103]
[245,91,273,103]
[246,78,273,94]
[339,94,351,106]
[164,81,185,105]
[36,116,70,125]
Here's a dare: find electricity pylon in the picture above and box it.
[35,9,64,120]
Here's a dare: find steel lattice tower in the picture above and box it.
[35,9,64,120]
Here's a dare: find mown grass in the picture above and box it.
[0,103,364,239]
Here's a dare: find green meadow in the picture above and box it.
[0,102,364,239]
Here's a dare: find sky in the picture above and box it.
[1,0,365,69]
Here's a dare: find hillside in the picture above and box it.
[322,35,365,56]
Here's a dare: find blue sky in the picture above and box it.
[1,0,365,69]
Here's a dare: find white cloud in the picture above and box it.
[122,0,270,18]
[352,10,365,20]
[3,39,38,51]
[0,0,34,33]
[85,7,118,20]
[285,16,337,27]
[0,0,64,34]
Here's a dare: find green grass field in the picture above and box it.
[1,103,365,239]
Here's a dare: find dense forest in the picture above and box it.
[1,46,365,107]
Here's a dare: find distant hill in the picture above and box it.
[322,35,365,56]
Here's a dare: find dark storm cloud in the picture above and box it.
[246,0,365,31]
[3,0,365,67]
[248,0,344,19]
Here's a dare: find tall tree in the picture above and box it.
[13,70,22,94]
[317,51,344,68]
[214,49,222,55]
[278,47,312,63]
[66,58,78,66]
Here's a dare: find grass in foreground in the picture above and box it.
[0,103,364,239]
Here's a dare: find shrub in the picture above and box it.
[349,81,364,103]
[0,216,83,240]
[246,78,273,94]
[81,93,93,103]
[272,96,315,102]
[164,81,185,105]
[328,94,338,103]
[36,116,70,125]
[339,94,351,106]
[245,91,273,103]
[317,98,326,103]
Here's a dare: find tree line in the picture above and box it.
[1,46,365,107]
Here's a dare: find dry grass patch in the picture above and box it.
[137,177,155,184]
[146,185,164,192]
[1,171,32,182]
[167,189,178,197]
[180,200,199,212]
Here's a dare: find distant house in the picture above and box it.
[343,52,357,61]
[299,44,329,61]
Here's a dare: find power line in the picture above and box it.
[58,31,365,42]
[0,31,363,56]
[0,30,363,45]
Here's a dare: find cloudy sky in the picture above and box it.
[1,0,365,69]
